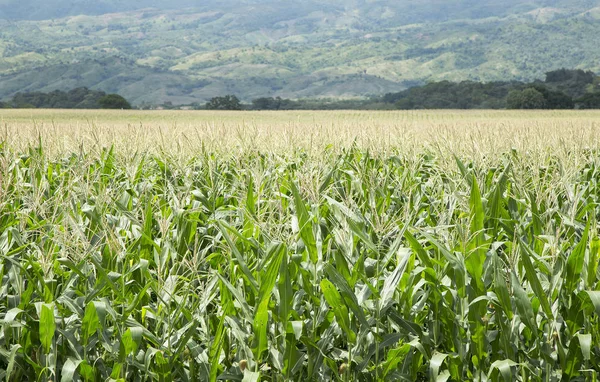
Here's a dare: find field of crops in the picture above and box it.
[1,110,600,381]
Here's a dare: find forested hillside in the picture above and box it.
[1,0,600,104]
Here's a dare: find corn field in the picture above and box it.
[1,110,600,381]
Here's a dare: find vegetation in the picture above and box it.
[98,94,132,110]
[247,97,389,111]
[576,93,600,109]
[243,69,596,110]
[506,88,547,109]
[204,95,242,111]
[382,81,519,110]
[1,109,600,380]
[380,69,597,110]
[251,97,287,111]
[544,68,598,98]
[2,1,600,103]
[1,69,597,110]
[2,88,131,109]
[7,88,108,109]
[526,84,576,109]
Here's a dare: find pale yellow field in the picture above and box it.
[1,109,599,161]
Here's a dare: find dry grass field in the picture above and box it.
[1,109,600,381]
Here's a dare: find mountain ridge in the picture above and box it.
[1,0,600,104]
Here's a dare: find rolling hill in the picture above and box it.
[1,0,600,105]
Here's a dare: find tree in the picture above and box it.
[8,88,109,109]
[506,88,547,109]
[98,94,132,109]
[544,69,596,98]
[545,69,595,85]
[529,84,574,109]
[388,80,520,109]
[252,97,283,110]
[576,93,600,109]
[205,95,242,110]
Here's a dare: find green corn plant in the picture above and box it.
[0,135,599,381]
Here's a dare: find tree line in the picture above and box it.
[197,95,382,111]
[203,69,600,110]
[2,69,599,110]
[0,88,132,109]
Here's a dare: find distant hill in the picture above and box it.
[1,0,597,22]
[1,0,600,104]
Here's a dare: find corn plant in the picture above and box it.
[0,138,599,381]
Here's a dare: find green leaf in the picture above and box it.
[511,272,537,335]
[454,155,470,184]
[519,240,553,319]
[420,231,466,296]
[245,175,256,216]
[404,229,433,269]
[379,252,409,311]
[564,333,584,378]
[3,308,24,324]
[110,363,124,379]
[290,181,318,263]
[217,274,252,318]
[489,359,518,382]
[254,243,285,361]
[324,264,369,328]
[217,221,259,293]
[588,237,599,289]
[466,176,486,294]
[566,222,589,292]
[320,279,356,343]
[61,358,83,382]
[253,302,269,362]
[487,166,510,235]
[141,197,155,260]
[242,371,260,382]
[209,314,226,382]
[40,303,55,354]
[120,327,143,361]
[79,360,95,381]
[493,254,513,319]
[5,344,21,382]
[278,252,293,329]
[584,291,600,316]
[258,243,286,304]
[383,343,411,377]
[430,352,448,381]
[82,301,100,344]
[577,333,592,362]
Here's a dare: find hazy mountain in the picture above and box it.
[1,0,596,22]
[1,0,600,104]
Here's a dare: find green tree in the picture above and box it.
[98,94,132,109]
[252,97,285,110]
[390,80,519,110]
[8,88,109,109]
[576,93,600,109]
[506,88,547,109]
[205,95,242,110]
[529,84,574,109]
[544,69,596,97]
